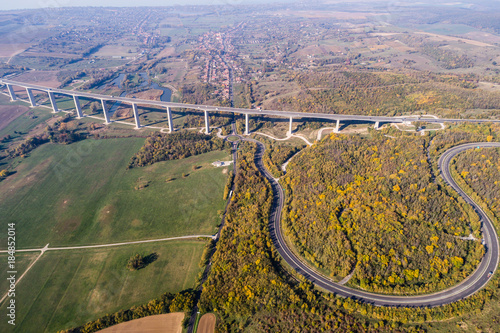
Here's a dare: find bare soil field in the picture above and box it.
[477,81,500,92]
[113,106,133,119]
[370,32,398,37]
[20,51,79,58]
[156,46,176,58]
[0,43,31,57]
[463,31,500,44]
[97,313,184,332]
[317,42,343,53]
[291,45,329,58]
[129,89,164,100]
[414,32,494,47]
[392,54,442,72]
[14,70,61,88]
[0,104,29,131]
[94,44,138,57]
[197,313,216,333]
[368,44,389,51]
[385,40,414,52]
[277,10,384,20]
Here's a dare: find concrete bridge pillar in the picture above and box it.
[73,96,83,119]
[48,91,59,113]
[166,107,173,132]
[288,116,293,135]
[132,103,141,129]
[6,84,16,101]
[334,119,340,133]
[101,99,110,124]
[245,113,249,135]
[26,88,36,107]
[204,110,210,134]
[374,121,380,130]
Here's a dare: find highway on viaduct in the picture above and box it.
[250,140,500,307]
[2,79,500,131]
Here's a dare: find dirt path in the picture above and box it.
[6,48,26,64]
[0,244,49,304]
[281,150,303,173]
[0,235,215,254]
[0,235,214,304]
[316,127,337,141]
[253,131,313,146]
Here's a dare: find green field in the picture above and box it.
[0,240,205,332]
[0,252,39,294]
[0,96,54,143]
[0,138,230,248]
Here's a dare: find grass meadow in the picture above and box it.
[0,138,230,248]
[0,131,229,332]
[0,240,205,332]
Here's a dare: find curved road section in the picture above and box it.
[253,140,500,307]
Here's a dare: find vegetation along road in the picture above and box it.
[254,140,500,307]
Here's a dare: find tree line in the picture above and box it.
[57,290,196,333]
[6,117,85,158]
[128,131,231,168]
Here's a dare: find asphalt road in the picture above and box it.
[2,79,500,125]
[186,124,239,333]
[252,140,500,307]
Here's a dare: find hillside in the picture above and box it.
[283,133,484,294]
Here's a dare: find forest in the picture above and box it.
[198,141,420,332]
[266,71,500,118]
[181,112,233,130]
[454,147,500,223]
[395,35,475,70]
[419,43,474,70]
[282,132,484,294]
[128,131,230,168]
[181,82,231,107]
[259,137,303,178]
[430,123,500,158]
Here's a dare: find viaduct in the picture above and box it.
[1,79,499,135]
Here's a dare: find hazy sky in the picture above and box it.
[1,0,298,11]
[2,0,499,11]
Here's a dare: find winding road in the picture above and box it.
[252,140,500,307]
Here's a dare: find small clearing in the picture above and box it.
[197,313,216,333]
[129,89,164,100]
[212,160,233,167]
